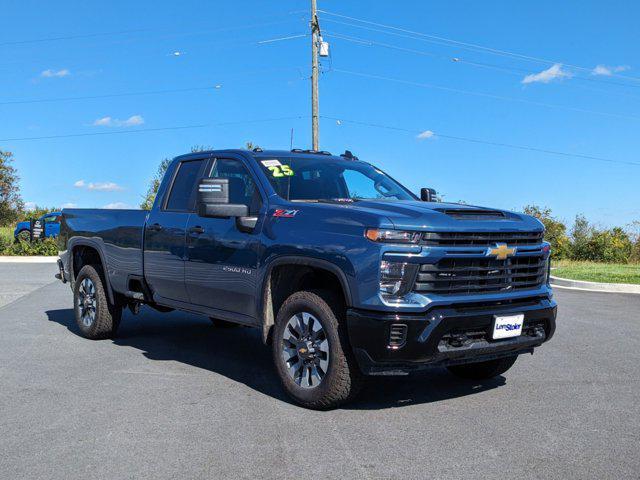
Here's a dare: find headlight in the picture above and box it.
[365,228,420,244]
[379,260,418,299]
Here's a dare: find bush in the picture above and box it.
[523,205,638,264]
[1,237,58,256]
[569,216,633,263]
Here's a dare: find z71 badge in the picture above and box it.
[273,209,299,218]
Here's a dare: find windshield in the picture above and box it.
[256,157,416,202]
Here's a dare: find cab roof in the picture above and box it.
[174,148,359,163]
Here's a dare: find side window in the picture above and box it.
[165,160,205,211]
[209,159,262,215]
[44,215,60,223]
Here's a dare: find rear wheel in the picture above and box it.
[447,355,518,380]
[73,264,122,339]
[272,290,362,409]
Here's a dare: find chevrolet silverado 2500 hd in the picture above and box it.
[56,148,556,409]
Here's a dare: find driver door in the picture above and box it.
[185,156,264,318]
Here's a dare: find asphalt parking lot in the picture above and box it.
[0,262,638,479]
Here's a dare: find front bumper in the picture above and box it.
[347,296,556,375]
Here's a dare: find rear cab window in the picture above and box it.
[165,159,205,211]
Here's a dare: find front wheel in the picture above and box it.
[447,355,518,380]
[272,291,362,409]
[73,264,122,339]
[16,230,30,242]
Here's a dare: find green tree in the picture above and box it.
[522,205,570,260]
[0,150,24,226]
[139,146,213,210]
[140,158,171,210]
[19,205,59,221]
[570,214,595,260]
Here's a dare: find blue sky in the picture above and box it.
[2,0,638,226]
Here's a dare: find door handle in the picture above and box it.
[188,226,205,234]
[148,223,163,232]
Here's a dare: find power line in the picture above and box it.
[318,9,640,83]
[0,116,308,142]
[322,115,639,167]
[0,28,153,47]
[0,66,306,106]
[0,10,308,48]
[324,30,640,95]
[258,33,308,44]
[330,68,640,121]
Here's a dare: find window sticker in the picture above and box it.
[267,165,294,177]
[261,159,282,167]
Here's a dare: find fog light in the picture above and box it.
[379,260,418,299]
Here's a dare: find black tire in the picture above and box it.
[73,264,122,339]
[272,290,363,409]
[447,355,518,380]
[15,230,30,242]
[209,317,240,328]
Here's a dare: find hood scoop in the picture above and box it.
[435,208,506,220]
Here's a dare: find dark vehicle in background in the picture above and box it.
[15,211,61,241]
[56,149,556,409]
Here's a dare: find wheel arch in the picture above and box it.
[258,256,353,344]
[68,238,115,304]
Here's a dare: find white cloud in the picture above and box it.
[87,182,123,192]
[92,115,144,127]
[74,180,123,192]
[522,63,572,84]
[61,202,78,208]
[24,201,37,211]
[591,64,630,76]
[416,130,435,140]
[103,202,131,209]
[41,68,70,78]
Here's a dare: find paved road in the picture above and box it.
[0,263,58,308]
[0,264,638,479]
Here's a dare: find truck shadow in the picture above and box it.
[46,307,505,410]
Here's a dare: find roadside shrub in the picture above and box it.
[1,237,58,256]
[0,233,12,252]
[569,216,633,263]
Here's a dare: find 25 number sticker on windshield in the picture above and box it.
[267,165,294,177]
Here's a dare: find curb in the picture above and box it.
[0,256,58,264]
[550,275,640,294]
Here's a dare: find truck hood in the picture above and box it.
[314,199,543,232]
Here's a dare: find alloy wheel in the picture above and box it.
[77,278,97,327]
[281,312,330,389]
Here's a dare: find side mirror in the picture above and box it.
[420,187,437,202]
[197,178,249,218]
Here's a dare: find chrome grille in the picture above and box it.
[413,255,546,295]
[421,231,543,247]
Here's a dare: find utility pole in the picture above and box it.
[311,0,320,150]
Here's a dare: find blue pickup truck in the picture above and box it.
[57,148,556,409]
[15,212,61,241]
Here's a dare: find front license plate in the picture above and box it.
[492,314,524,339]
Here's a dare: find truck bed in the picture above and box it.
[60,208,149,294]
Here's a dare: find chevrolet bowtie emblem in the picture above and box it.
[487,243,516,260]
